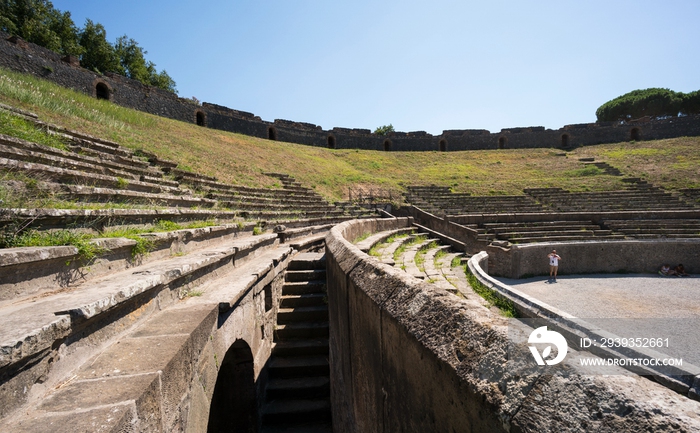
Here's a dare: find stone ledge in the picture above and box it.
[0,245,78,267]
[0,133,161,179]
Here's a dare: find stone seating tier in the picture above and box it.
[604,219,700,228]
[0,134,163,181]
[1,160,184,199]
[0,222,332,430]
[0,208,354,233]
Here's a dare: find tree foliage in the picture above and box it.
[79,19,121,75]
[0,0,81,55]
[374,124,395,136]
[0,0,176,93]
[596,88,700,122]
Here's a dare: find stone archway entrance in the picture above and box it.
[95,82,110,100]
[207,339,257,432]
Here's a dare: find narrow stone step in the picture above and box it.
[282,281,326,295]
[262,399,331,424]
[272,339,328,357]
[268,355,329,379]
[261,420,333,433]
[378,233,414,263]
[277,305,329,323]
[266,376,330,400]
[285,269,326,283]
[287,253,326,271]
[275,322,329,340]
[402,239,439,279]
[280,293,327,308]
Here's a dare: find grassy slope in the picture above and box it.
[1,67,698,203]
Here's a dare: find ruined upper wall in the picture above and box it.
[2,32,699,151]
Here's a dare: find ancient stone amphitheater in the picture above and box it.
[1,101,699,433]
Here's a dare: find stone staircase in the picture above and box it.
[0,103,352,431]
[262,252,332,432]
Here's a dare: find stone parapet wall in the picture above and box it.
[510,238,700,278]
[2,32,699,151]
[325,218,700,432]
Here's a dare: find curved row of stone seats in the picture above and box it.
[477,220,625,244]
[397,236,440,280]
[405,186,547,215]
[0,208,352,235]
[351,225,475,299]
[0,215,330,429]
[525,184,697,213]
[432,196,545,215]
[603,218,700,239]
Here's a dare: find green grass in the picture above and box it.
[414,241,438,272]
[1,66,699,204]
[1,228,107,264]
[392,235,426,262]
[434,248,447,266]
[115,177,129,189]
[0,109,69,151]
[565,165,606,177]
[367,232,412,258]
[0,218,223,262]
[464,267,518,318]
[353,232,371,244]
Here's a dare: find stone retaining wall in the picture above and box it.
[2,32,700,152]
[325,218,700,431]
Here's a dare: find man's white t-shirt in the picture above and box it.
[549,255,559,266]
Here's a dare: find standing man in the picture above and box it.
[548,249,561,283]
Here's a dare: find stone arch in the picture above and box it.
[268,126,277,141]
[630,128,641,141]
[195,110,206,127]
[383,139,392,152]
[92,79,112,101]
[327,135,336,149]
[498,136,507,149]
[207,339,257,432]
[561,133,570,148]
[439,139,448,152]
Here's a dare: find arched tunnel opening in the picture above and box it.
[207,340,257,432]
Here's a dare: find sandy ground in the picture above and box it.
[496,273,700,365]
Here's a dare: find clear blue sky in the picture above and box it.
[54,0,700,135]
